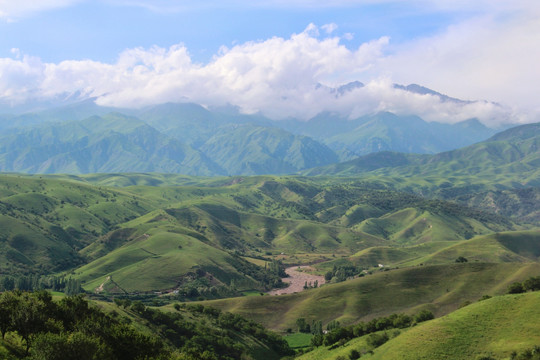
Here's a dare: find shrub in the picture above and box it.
[366,332,389,348]
[349,349,361,360]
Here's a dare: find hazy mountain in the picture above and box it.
[304,121,540,181]
[278,112,497,161]
[0,84,523,176]
[199,123,339,175]
[137,102,273,147]
[0,113,225,175]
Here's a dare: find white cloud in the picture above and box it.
[0,14,538,126]
[374,8,540,119]
[0,55,45,103]
[321,23,338,34]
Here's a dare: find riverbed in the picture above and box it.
[268,265,326,295]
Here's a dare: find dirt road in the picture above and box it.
[268,265,326,295]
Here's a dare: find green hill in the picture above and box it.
[280,112,496,161]
[75,227,264,293]
[0,174,155,275]
[198,262,540,331]
[370,291,540,359]
[297,291,540,360]
[0,173,525,288]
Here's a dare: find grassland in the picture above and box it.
[284,332,313,350]
[0,172,534,295]
[320,229,540,270]
[296,292,540,360]
[370,292,540,359]
[197,262,540,331]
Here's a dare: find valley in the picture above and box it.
[0,111,538,359]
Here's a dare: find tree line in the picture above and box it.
[0,290,293,360]
[295,310,434,356]
[1,275,83,295]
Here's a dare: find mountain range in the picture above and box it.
[0,84,509,176]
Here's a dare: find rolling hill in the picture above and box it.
[0,173,525,294]
[298,291,540,360]
[198,262,540,331]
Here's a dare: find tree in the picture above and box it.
[324,272,333,281]
[296,318,309,333]
[414,310,434,323]
[311,320,323,335]
[1,276,15,291]
[323,327,351,346]
[0,291,19,338]
[11,291,54,354]
[523,276,540,292]
[311,334,323,347]
[375,317,392,331]
[508,282,525,294]
[326,320,340,331]
[392,313,412,328]
[30,332,113,360]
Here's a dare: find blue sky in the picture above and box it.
[0,1,462,63]
[0,1,539,125]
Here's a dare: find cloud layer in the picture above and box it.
[1,3,539,127]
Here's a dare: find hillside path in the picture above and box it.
[268,266,326,295]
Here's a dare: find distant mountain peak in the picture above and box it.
[316,81,365,97]
[336,81,365,96]
[393,83,472,104]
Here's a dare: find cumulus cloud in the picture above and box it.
[0,17,536,126]
[376,10,540,119]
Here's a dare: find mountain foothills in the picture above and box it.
[0,93,539,359]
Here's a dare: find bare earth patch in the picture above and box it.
[268,266,326,295]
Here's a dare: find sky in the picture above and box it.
[0,0,539,126]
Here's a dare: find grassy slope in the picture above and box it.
[341,229,540,268]
[297,332,380,360]
[199,263,540,331]
[370,292,540,360]
[0,174,155,274]
[298,292,540,360]
[72,180,524,293]
[76,229,257,293]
